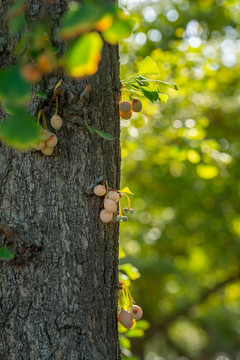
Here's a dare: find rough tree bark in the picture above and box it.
[0,1,121,359]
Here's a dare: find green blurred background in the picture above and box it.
[118,0,240,359]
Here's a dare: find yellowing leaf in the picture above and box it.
[138,56,159,75]
[196,165,219,179]
[63,32,103,78]
[118,187,134,195]
[54,79,62,95]
[102,17,134,45]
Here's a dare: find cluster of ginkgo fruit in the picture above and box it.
[33,81,63,156]
[119,98,142,120]
[93,183,134,223]
[118,281,143,329]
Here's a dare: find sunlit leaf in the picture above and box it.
[0,67,30,108]
[125,329,144,338]
[120,263,140,280]
[138,56,159,75]
[102,16,134,45]
[0,245,14,260]
[62,32,103,78]
[0,109,41,150]
[152,79,178,91]
[119,336,131,350]
[118,187,134,195]
[157,93,168,103]
[119,244,126,259]
[196,164,219,179]
[134,319,150,331]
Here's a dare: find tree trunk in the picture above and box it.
[0,1,121,359]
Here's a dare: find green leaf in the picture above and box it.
[84,121,114,140]
[93,128,114,140]
[119,263,141,280]
[9,0,26,35]
[102,16,134,45]
[60,3,105,40]
[134,319,150,331]
[36,91,48,99]
[126,329,144,338]
[62,32,103,78]
[158,93,168,103]
[118,187,134,195]
[140,84,159,103]
[136,75,150,86]
[152,79,178,91]
[119,336,131,350]
[0,245,14,260]
[0,67,30,108]
[0,109,42,150]
[138,56,159,75]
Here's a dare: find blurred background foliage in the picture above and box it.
[118,0,240,359]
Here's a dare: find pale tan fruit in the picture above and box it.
[118,310,132,328]
[40,129,51,141]
[41,146,54,156]
[131,98,142,112]
[94,185,106,197]
[120,110,132,120]
[104,199,117,213]
[100,209,113,223]
[107,191,119,203]
[37,53,55,74]
[119,101,131,113]
[51,114,62,130]
[129,305,143,320]
[125,318,135,329]
[21,63,41,83]
[46,134,58,148]
[33,141,45,150]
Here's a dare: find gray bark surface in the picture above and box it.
[0,1,121,359]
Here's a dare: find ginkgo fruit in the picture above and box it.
[129,305,143,320]
[94,185,107,197]
[41,146,54,156]
[21,63,41,83]
[46,134,58,148]
[51,114,62,130]
[40,129,51,141]
[119,101,131,113]
[100,209,113,223]
[131,98,142,112]
[104,199,117,213]
[118,310,132,328]
[37,53,55,74]
[120,110,132,120]
[33,141,45,150]
[107,191,119,203]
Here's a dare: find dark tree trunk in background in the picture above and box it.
[0,1,121,359]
